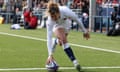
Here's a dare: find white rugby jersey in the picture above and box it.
[46,6,87,55]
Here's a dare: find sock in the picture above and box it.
[52,38,58,52]
[73,60,79,66]
[56,38,59,44]
[62,43,76,61]
[52,38,58,45]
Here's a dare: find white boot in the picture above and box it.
[73,60,81,72]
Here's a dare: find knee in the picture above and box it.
[59,39,67,45]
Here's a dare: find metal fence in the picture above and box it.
[0,9,113,33]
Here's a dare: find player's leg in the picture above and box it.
[54,27,81,72]
[52,37,58,52]
[54,27,77,62]
[61,38,81,72]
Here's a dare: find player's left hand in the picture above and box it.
[83,32,90,40]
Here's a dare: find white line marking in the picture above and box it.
[70,43,120,54]
[0,32,120,54]
[0,66,120,71]
[0,32,47,41]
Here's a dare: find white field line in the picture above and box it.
[0,66,120,71]
[0,32,120,54]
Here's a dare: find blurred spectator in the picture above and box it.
[69,3,75,9]
[73,0,79,9]
[22,0,28,11]
[12,7,21,24]
[23,8,31,29]
[6,0,15,23]
[39,1,47,9]
[82,12,89,29]
[81,0,89,15]
[33,3,41,11]
[118,3,120,15]
[67,0,72,7]
[96,1,103,16]
[0,0,4,8]
[96,0,102,5]
[74,0,80,4]
[77,0,83,9]
[111,6,120,24]
[58,0,68,6]
[14,0,22,11]
[6,0,14,13]
[107,6,120,36]
[29,12,38,29]
[23,8,38,29]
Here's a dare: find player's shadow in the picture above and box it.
[81,70,98,72]
[80,70,96,72]
[57,70,97,72]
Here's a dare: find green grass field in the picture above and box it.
[0,24,120,72]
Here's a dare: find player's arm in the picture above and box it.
[64,7,90,40]
[64,7,86,33]
[46,18,54,56]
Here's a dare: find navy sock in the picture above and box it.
[64,47,76,61]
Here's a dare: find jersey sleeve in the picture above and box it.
[64,7,87,33]
[46,18,54,56]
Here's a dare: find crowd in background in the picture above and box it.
[0,0,120,15]
[0,0,90,28]
[0,0,89,16]
[0,0,120,34]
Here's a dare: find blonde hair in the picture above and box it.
[45,0,60,21]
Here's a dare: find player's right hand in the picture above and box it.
[46,55,54,64]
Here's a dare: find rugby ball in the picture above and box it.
[46,60,59,72]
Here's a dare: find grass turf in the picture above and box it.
[0,24,120,72]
